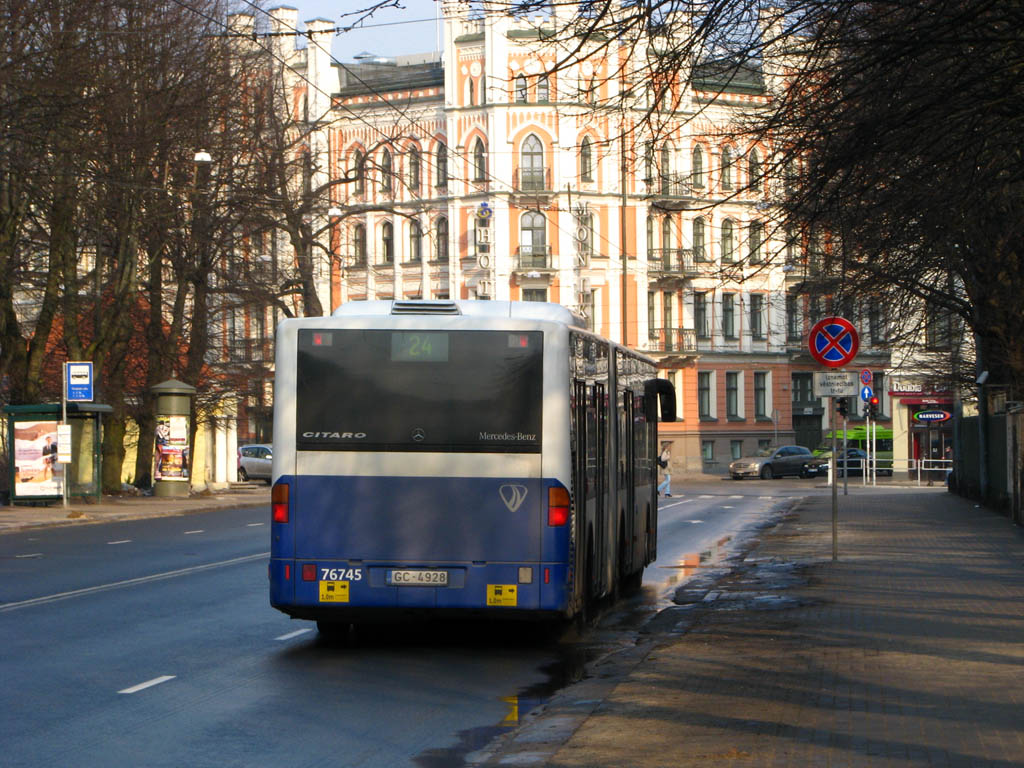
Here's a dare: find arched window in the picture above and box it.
[662,216,673,250]
[520,134,544,191]
[537,73,549,102]
[721,219,735,262]
[381,221,394,264]
[721,146,733,190]
[473,138,486,182]
[515,74,528,103]
[353,223,366,265]
[691,145,704,188]
[436,143,447,189]
[580,136,593,181]
[435,216,449,262]
[748,149,761,191]
[693,217,706,261]
[408,147,420,192]
[353,149,364,195]
[647,215,654,255]
[520,210,547,265]
[381,148,392,193]
[410,220,422,262]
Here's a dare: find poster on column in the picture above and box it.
[154,415,190,481]
[13,421,64,497]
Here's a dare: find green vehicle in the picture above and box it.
[815,425,894,475]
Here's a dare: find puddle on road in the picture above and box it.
[413,642,604,768]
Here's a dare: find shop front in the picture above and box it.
[889,377,954,480]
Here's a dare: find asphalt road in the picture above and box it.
[0,486,792,768]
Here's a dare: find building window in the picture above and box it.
[648,291,656,336]
[721,219,735,262]
[408,147,420,193]
[748,221,763,264]
[785,226,798,265]
[701,440,714,462]
[381,148,392,193]
[698,371,712,418]
[869,302,889,344]
[722,293,736,338]
[381,221,394,264]
[523,288,547,302]
[473,138,486,182]
[436,143,448,189]
[435,216,448,262]
[515,74,527,103]
[786,293,802,341]
[580,136,593,181]
[409,220,422,262]
[758,438,771,451]
[748,149,761,191]
[754,372,768,418]
[731,440,743,460]
[537,73,549,102]
[721,146,733,189]
[662,216,672,251]
[792,372,813,404]
[693,217,707,261]
[353,223,366,265]
[353,149,364,195]
[691,145,704,188]
[520,210,547,262]
[750,294,765,339]
[521,134,544,190]
[726,372,739,418]
[660,144,671,194]
[663,291,673,329]
[694,292,709,338]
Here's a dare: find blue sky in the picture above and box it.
[285,0,443,60]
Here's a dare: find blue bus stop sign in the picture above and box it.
[66,361,94,402]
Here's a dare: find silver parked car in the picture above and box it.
[238,443,273,483]
[729,445,815,479]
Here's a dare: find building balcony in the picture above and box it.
[645,327,697,354]
[513,167,552,193]
[225,338,272,364]
[645,173,697,210]
[648,248,699,278]
[513,245,554,271]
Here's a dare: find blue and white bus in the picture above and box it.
[269,300,675,631]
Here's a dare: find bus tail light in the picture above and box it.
[272,482,290,524]
[548,486,570,526]
[302,564,317,581]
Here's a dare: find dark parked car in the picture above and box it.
[729,445,815,479]
[807,448,869,477]
[238,443,273,483]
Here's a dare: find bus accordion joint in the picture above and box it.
[271,482,290,524]
[548,486,570,526]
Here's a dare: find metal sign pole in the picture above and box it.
[61,363,68,510]
[831,396,838,561]
[864,413,870,486]
[872,418,878,487]
[843,413,849,496]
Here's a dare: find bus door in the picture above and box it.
[620,390,636,576]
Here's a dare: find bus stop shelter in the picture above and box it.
[4,403,112,505]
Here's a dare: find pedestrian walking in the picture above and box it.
[657,444,672,497]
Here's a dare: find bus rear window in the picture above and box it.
[296,329,543,453]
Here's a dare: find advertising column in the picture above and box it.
[152,379,197,497]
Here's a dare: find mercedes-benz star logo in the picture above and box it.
[411,427,426,442]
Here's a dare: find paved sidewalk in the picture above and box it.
[0,484,269,533]
[482,492,1024,767]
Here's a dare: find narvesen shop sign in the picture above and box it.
[913,410,951,423]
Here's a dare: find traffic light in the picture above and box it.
[867,396,880,419]
[836,398,849,418]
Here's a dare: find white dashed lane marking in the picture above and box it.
[118,675,176,695]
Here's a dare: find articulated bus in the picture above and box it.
[269,300,675,632]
